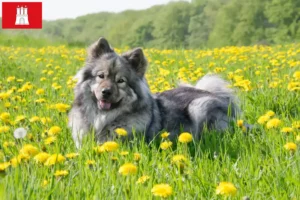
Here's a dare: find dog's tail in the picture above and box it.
[195,74,239,117]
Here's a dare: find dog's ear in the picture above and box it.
[122,48,147,77]
[88,37,113,59]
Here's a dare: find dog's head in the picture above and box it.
[74,37,148,111]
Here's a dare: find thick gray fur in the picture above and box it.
[68,37,239,148]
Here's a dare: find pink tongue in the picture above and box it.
[99,100,111,110]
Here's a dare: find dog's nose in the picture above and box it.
[102,88,112,96]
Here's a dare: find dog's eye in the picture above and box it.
[98,74,104,79]
[117,79,125,83]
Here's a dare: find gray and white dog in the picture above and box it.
[68,37,239,148]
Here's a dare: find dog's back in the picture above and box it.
[151,75,238,140]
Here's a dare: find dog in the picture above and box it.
[68,37,239,148]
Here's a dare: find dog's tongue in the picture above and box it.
[99,100,111,110]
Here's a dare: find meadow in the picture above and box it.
[0,42,299,199]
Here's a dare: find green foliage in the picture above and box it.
[0,0,300,48]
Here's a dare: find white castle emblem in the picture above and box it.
[15,6,29,25]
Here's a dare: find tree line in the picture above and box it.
[1,0,299,48]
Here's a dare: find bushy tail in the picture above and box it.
[195,74,239,116]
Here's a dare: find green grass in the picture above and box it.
[0,42,299,199]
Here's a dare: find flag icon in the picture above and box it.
[2,2,42,29]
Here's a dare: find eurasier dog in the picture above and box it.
[68,37,239,148]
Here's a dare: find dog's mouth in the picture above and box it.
[97,99,122,110]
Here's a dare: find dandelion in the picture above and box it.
[41,180,49,187]
[134,153,141,161]
[44,136,57,145]
[29,116,40,122]
[296,135,300,142]
[172,154,187,164]
[265,110,275,117]
[151,184,173,198]
[119,151,129,156]
[54,103,70,113]
[237,120,243,128]
[36,89,45,95]
[40,117,52,124]
[284,142,297,152]
[0,162,10,171]
[136,175,150,184]
[281,127,293,133]
[161,131,170,138]
[266,118,281,129]
[178,132,193,143]
[6,76,16,82]
[216,182,237,196]
[257,115,270,124]
[0,126,10,134]
[48,126,61,135]
[292,121,300,129]
[13,127,27,139]
[94,145,106,154]
[102,141,119,152]
[34,152,51,164]
[15,115,26,123]
[86,160,96,166]
[66,153,79,159]
[44,154,66,166]
[19,144,39,157]
[114,128,127,136]
[118,163,137,175]
[54,170,69,177]
[0,112,10,121]
[160,141,172,150]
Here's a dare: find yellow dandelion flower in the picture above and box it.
[0,126,10,134]
[4,102,11,108]
[66,153,79,159]
[54,170,69,177]
[284,142,297,152]
[36,89,45,95]
[94,145,106,154]
[172,154,187,164]
[237,120,243,128]
[266,118,281,129]
[265,110,275,117]
[44,154,66,166]
[54,103,70,113]
[296,135,300,142]
[29,116,40,122]
[281,127,293,133]
[35,98,46,103]
[0,162,10,171]
[216,182,237,196]
[178,132,193,143]
[151,184,173,198]
[119,151,129,156]
[0,112,10,121]
[48,126,61,135]
[257,115,270,124]
[134,153,141,161]
[118,163,138,175]
[34,152,51,164]
[136,175,150,184]
[15,115,26,123]
[102,141,119,152]
[19,144,39,157]
[6,76,16,82]
[10,156,21,167]
[40,117,52,124]
[160,141,172,150]
[86,160,96,166]
[114,128,128,136]
[44,136,57,145]
[41,180,49,187]
[161,131,170,138]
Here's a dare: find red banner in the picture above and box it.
[2,2,42,29]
